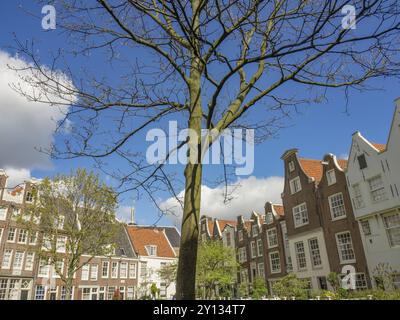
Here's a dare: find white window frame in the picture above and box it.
[267,228,278,248]
[25,252,35,271]
[294,241,307,271]
[335,231,356,264]
[328,192,347,220]
[111,261,119,279]
[257,239,263,257]
[102,261,109,278]
[292,203,309,228]
[7,227,16,242]
[120,262,128,279]
[269,251,281,274]
[29,232,38,245]
[383,213,400,247]
[289,176,302,194]
[2,249,13,269]
[129,263,137,279]
[238,230,243,242]
[288,161,295,172]
[81,264,90,281]
[0,207,7,220]
[360,220,372,236]
[17,229,28,244]
[326,169,336,186]
[13,251,25,271]
[368,175,387,203]
[257,263,265,278]
[145,245,157,256]
[250,241,257,258]
[56,236,67,253]
[265,212,273,224]
[308,238,322,268]
[90,264,98,281]
[252,224,258,237]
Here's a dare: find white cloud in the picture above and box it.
[0,50,73,171]
[159,176,284,223]
[3,167,31,189]
[116,205,133,223]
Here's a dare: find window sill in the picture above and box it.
[340,259,356,265]
[331,215,347,222]
[294,223,309,228]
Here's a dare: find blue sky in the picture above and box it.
[0,1,399,227]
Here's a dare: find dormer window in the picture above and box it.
[326,169,336,186]
[288,161,295,172]
[252,225,258,237]
[25,192,33,202]
[238,230,243,242]
[289,177,302,194]
[358,154,367,170]
[145,245,157,256]
[265,212,273,224]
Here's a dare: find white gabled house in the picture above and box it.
[125,225,178,299]
[346,98,400,289]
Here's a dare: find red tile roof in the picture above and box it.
[337,159,348,170]
[273,205,284,216]
[299,158,324,182]
[216,220,237,233]
[372,143,386,152]
[126,226,176,258]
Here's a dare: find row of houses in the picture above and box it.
[0,173,179,300]
[200,98,400,295]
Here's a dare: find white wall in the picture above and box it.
[288,228,332,291]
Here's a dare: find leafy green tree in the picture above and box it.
[272,274,309,300]
[196,241,237,299]
[151,283,159,299]
[327,272,340,293]
[24,169,118,300]
[158,261,178,295]
[251,277,267,300]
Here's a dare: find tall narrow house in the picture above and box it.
[346,98,400,290]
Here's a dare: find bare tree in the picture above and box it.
[10,0,400,299]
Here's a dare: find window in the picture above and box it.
[42,235,52,251]
[308,238,322,268]
[129,263,137,279]
[328,193,346,219]
[226,232,231,246]
[295,241,307,270]
[267,228,278,248]
[240,269,248,283]
[355,273,368,290]
[18,229,28,244]
[25,191,34,202]
[56,236,67,253]
[140,262,147,277]
[0,228,3,243]
[24,252,35,271]
[292,203,309,228]
[82,288,91,300]
[265,212,273,224]
[53,260,64,278]
[258,263,265,278]
[357,154,367,169]
[368,176,386,203]
[35,286,45,300]
[326,169,336,186]
[145,245,157,256]
[13,251,24,271]
[257,239,263,257]
[252,225,258,237]
[2,249,13,269]
[383,213,400,247]
[38,259,50,277]
[160,283,167,297]
[0,207,7,220]
[102,261,109,278]
[60,287,66,300]
[238,230,243,242]
[111,262,119,278]
[127,287,134,300]
[81,264,90,281]
[120,262,128,279]
[107,287,115,300]
[29,232,38,245]
[318,277,328,290]
[56,216,65,229]
[288,161,295,172]
[11,208,21,220]
[250,241,256,258]
[360,220,371,236]
[238,247,247,263]
[352,184,365,209]
[336,232,356,263]
[7,228,16,242]
[99,287,106,300]
[269,252,281,273]
[90,264,98,281]
[289,177,302,194]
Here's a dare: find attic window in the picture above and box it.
[120,248,126,256]
[265,212,273,224]
[358,154,367,170]
[145,245,157,256]
[288,161,295,172]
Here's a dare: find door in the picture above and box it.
[20,290,29,300]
